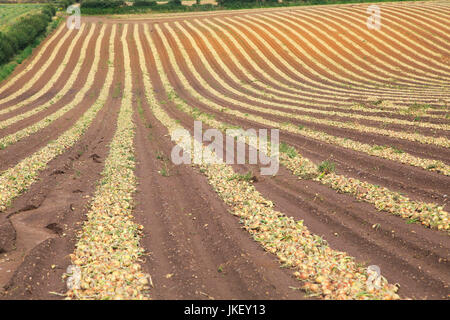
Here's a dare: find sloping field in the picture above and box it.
[0,1,449,300]
[0,4,44,31]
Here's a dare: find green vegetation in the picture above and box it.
[407,103,431,114]
[156,150,171,176]
[373,99,383,106]
[0,4,46,32]
[3,5,55,55]
[406,218,419,224]
[228,171,256,182]
[280,142,297,159]
[391,146,404,154]
[318,160,335,175]
[57,0,77,9]
[81,0,126,9]
[133,0,158,7]
[79,0,418,15]
[0,5,59,83]
[159,166,170,176]
[0,4,56,65]
[112,82,122,98]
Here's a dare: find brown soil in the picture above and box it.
[129,28,307,299]
[0,24,101,171]
[0,24,67,102]
[0,23,120,299]
[144,22,450,299]
[0,2,449,300]
[151,22,450,205]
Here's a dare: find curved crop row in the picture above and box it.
[147,23,449,233]
[158,23,450,153]
[190,19,445,119]
[325,4,450,57]
[138,24,400,300]
[201,15,448,102]
[68,24,150,300]
[215,16,448,98]
[286,8,450,78]
[259,11,448,88]
[172,21,448,132]
[202,17,448,109]
[153,23,449,176]
[385,3,450,29]
[0,24,93,131]
[247,13,446,89]
[0,25,114,212]
[188,19,445,119]
[0,24,103,150]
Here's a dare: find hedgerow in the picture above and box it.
[132,0,157,7]
[59,0,77,9]
[81,0,125,9]
[0,5,56,65]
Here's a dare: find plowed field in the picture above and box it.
[0,1,449,300]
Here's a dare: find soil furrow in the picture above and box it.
[0,23,122,299]
[0,24,109,171]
